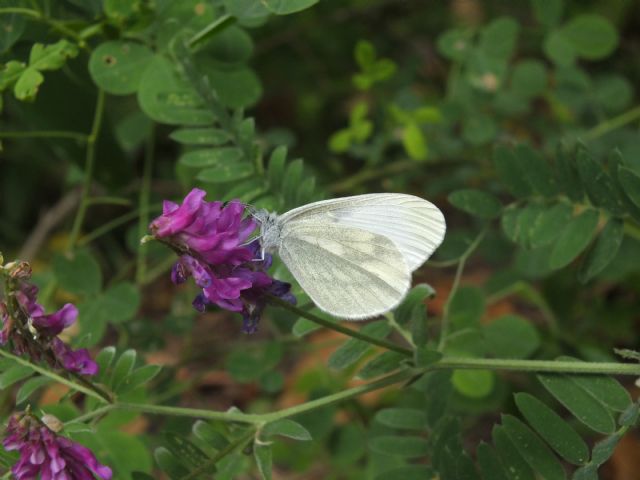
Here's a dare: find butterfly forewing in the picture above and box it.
[278,223,411,320]
[279,193,445,271]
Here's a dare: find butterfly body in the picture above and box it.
[256,193,446,320]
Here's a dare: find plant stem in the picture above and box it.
[85,196,133,207]
[0,7,85,45]
[67,89,106,253]
[0,349,108,404]
[114,402,262,424]
[585,105,640,141]
[266,295,412,357]
[78,203,163,247]
[136,125,155,284]
[438,227,487,351]
[0,130,88,142]
[436,357,640,376]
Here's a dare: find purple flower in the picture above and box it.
[0,277,99,376]
[149,189,296,332]
[3,413,112,480]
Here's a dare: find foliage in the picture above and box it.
[1,0,640,479]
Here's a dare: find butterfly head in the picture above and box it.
[248,208,281,255]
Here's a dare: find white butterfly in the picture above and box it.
[254,193,446,320]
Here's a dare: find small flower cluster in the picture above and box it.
[0,261,98,375]
[149,188,295,333]
[3,412,112,480]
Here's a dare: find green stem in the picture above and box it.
[0,7,84,45]
[266,295,412,357]
[141,255,178,286]
[78,203,163,247]
[67,89,106,253]
[258,368,417,422]
[86,196,133,207]
[114,402,261,424]
[436,357,640,376]
[0,130,88,142]
[0,349,108,403]
[136,125,155,284]
[584,105,640,141]
[624,221,640,242]
[438,227,487,351]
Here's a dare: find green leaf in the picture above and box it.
[452,370,495,398]
[477,442,510,480]
[75,428,152,478]
[180,147,243,169]
[207,67,262,108]
[448,286,485,328]
[0,365,33,389]
[531,0,563,28]
[375,408,427,430]
[492,425,536,480]
[554,147,584,202]
[53,250,102,296]
[282,159,304,206]
[196,162,254,183]
[104,0,138,21]
[138,56,213,126]
[537,374,616,434]
[395,283,434,346]
[548,209,599,270]
[89,41,153,95]
[29,40,78,71]
[493,146,532,198]
[104,282,140,324]
[164,432,213,472]
[544,30,576,66]
[517,144,557,196]
[356,351,405,380]
[617,165,640,208]
[170,128,231,145]
[254,443,272,480]
[110,349,137,390]
[267,146,287,191]
[262,419,311,441]
[192,421,229,451]
[529,203,573,248]
[502,415,566,480]
[462,113,497,145]
[0,7,25,53]
[556,358,631,412]
[154,447,189,478]
[579,218,624,282]
[402,122,428,161]
[14,67,43,101]
[511,60,547,97]
[118,364,162,394]
[95,346,117,378]
[515,392,589,465]
[16,376,51,404]
[561,14,618,60]
[0,60,26,91]
[575,151,625,214]
[224,178,266,203]
[479,17,519,59]
[368,435,428,458]
[448,189,502,219]
[328,321,391,370]
[483,314,541,359]
[437,29,473,61]
[262,0,319,14]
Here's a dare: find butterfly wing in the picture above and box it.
[278,222,411,320]
[279,193,445,271]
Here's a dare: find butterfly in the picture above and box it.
[252,193,446,320]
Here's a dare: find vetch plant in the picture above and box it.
[1,1,640,479]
